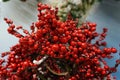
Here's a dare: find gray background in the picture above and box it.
[0,0,120,79]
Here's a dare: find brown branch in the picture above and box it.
[45,64,68,76]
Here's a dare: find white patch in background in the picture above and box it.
[71,0,82,5]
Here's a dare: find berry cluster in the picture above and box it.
[0,3,120,80]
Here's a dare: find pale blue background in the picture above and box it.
[0,0,120,79]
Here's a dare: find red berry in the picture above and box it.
[111,48,117,53]
[35,21,41,28]
[34,43,39,49]
[52,44,59,51]
[53,36,58,41]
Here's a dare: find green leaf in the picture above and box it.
[3,0,10,2]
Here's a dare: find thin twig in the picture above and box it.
[45,64,68,76]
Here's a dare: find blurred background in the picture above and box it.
[0,0,120,79]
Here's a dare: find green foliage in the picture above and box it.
[57,0,98,25]
[2,0,10,2]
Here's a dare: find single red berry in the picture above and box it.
[111,48,117,53]
[34,43,39,49]
[52,44,59,51]
[81,43,87,49]
[35,21,41,28]
[53,36,58,42]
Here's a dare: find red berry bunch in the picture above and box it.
[0,3,120,80]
